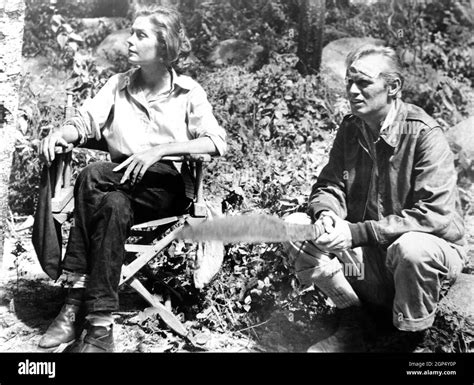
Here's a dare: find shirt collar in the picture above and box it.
[118,67,193,93]
[170,68,194,91]
[118,68,139,91]
[356,99,408,150]
[378,99,407,148]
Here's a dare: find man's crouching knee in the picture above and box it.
[283,213,360,309]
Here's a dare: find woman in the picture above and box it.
[38,5,226,352]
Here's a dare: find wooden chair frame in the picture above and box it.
[50,142,211,338]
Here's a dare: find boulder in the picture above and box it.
[438,273,474,319]
[209,39,265,70]
[446,116,474,189]
[94,28,130,68]
[446,116,474,161]
[77,17,126,36]
[366,273,474,352]
[426,273,474,352]
[320,37,385,95]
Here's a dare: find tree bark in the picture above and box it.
[0,0,25,267]
[297,0,325,75]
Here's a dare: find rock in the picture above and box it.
[446,116,474,187]
[438,273,474,319]
[77,17,126,36]
[94,28,130,68]
[321,37,385,95]
[209,39,265,70]
[368,273,474,352]
[446,116,474,160]
[427,273,474,352]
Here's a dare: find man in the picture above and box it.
[286,45,466,352]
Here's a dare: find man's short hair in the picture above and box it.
[345,44,405,95]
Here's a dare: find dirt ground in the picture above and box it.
[1,214,473,353]
[0,230,336,353]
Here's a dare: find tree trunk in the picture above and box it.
[0,0,25,267]
[297,0,325,75]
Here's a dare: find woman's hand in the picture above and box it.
[113,147,164,185]
[314,211,352,252]
[39,131,69,166]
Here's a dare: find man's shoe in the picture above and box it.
[38,300,84,349]
[69,325,114,353]
[308,306,367,352]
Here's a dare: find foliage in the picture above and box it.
[11,1,125,213]
[8,70,65,214]
[140,52,348,328]
[424,313,474,352]
[23,1,86,67]
[55,0,129,18]
[23,0,123,94]
[325,0,473,127]
[180,0,299,63]
[10,0,474,349]
[199,53,343,148]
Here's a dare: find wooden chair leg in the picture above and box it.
[120,219,190,338]
[120,219,186,286]
[127,277,188,337]
[192,161,207,217]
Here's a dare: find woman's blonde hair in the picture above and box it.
[134,5,191,67]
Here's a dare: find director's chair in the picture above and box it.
[48,97,211,338]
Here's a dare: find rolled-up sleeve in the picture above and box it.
[187,85,227,156]
[64,75,119,145]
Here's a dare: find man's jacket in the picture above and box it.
[308,101,465,251]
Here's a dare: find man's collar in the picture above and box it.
[378,99,407,148]
[355,99,408,149]
[357,99,406,148]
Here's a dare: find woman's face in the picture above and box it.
[127,16,164,66]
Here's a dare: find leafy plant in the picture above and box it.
[180,0,299,63]
[11,0,473,350]
[324,0,472,128]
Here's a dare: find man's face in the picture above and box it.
[345,54,391,121]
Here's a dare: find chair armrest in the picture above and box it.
[162,154,212,163]
[52,147,212,217]
[162,154,212,217]
[54,144,74,154]
[55,147,212,163]
[160,154,213,218]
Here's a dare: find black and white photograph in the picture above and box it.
[0,0,473,384]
